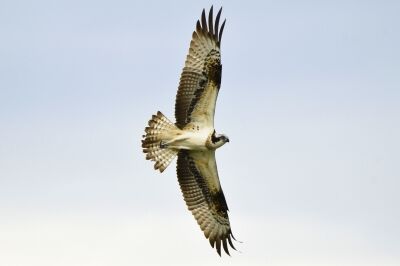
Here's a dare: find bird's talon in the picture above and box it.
[160,141,168,148]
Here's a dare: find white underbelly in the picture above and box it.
[169,129,210,151]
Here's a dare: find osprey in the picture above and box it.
[142,6,236,256]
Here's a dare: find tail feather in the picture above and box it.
[142,111,179,172]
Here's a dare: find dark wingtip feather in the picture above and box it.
[208,6,214,35]
[195,6,225,46]
[196,20,201,33]
[222,239,230,256]
[215,7,222,38]
[209,238,215,248]
[228,235,236,250]
[201,8,207,31]
[219,19,226,44]
[216,240,221,256]
[192,31,197,40]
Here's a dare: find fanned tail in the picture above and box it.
[142,111,179,172]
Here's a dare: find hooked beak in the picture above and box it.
[226,138,230,143]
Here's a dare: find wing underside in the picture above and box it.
[176,150,236,255]
[175,6,226,129]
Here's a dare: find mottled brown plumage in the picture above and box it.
[175,6,225,129]
[177,150,236,256]
[142,6,236,256]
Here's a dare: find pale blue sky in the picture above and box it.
[0,0,399,265]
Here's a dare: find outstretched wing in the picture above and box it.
[177,150,236,256]
[175,6,226,129]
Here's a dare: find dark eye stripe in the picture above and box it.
[211,131,220,144]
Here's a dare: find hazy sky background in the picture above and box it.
[1,0,399,265]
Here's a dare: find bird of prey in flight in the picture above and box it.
[142,6,237,256]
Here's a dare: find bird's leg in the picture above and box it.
[160,140,169,149]
[159,134,190,150]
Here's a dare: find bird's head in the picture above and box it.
[209,130,229,149]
